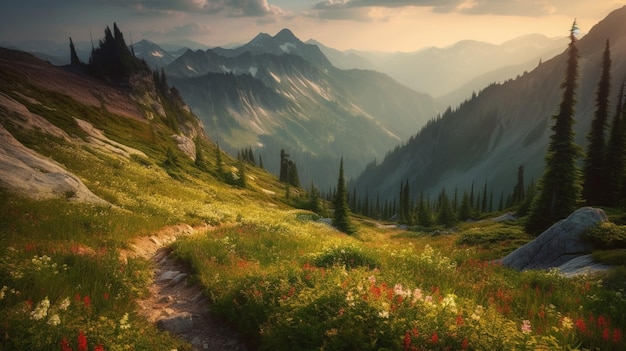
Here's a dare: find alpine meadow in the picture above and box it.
[3,3,626,351]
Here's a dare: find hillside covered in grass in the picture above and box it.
[2,30,626,350]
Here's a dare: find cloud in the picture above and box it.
[312,0,607,18]
[104,0,286,17]
[142,22,212,38]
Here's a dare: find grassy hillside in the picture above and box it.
[2,48,626,350]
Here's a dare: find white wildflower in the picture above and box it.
[119,312,131,330]
[521,319,532,334]
[0,286,7,300]
[30,296,50,320]
[47,314,61,326]
[59,297,71,311]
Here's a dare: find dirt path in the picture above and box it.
[124,224,249,351]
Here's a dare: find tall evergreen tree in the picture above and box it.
[481,181,488,213]
[526,20,583,234]
[436,188,455,227]
[69,37,81,66]
[607,79,626,204]
[512,165,525,205]
[333,158,355,234]
[417,191,433,227]
[583,39,612,205]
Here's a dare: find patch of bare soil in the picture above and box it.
[127,224,250,351]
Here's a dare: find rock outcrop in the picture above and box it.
[501,207,607,271]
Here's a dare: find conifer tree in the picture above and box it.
[526,20,583,234]
[458,191,471,221]
[417,191,433,227]
[215,141,224,175]
[481,181,488,213]
[583,39,612,205]
[69,37,81,66]
[436,188,455,227]
[237,158,246,188]
[333,158,355,234]
[512,165,525,205]
[607,79,626,204]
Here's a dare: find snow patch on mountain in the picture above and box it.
[151,50,164,58]
[249,66,258,77]
[279,42,296,53]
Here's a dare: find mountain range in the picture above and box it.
[352,5,626,203]
[158,29,439,189]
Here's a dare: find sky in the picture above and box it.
[1,1,626,52]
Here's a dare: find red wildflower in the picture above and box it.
[456,314,464,326]
[77,330,88,351]
[83,295,91,308]
[94,344,105,351]
[597,315,609,328]
[403,331,411,351]
[613,328,622,344]
[61,337,72,351]
[430,332,439,344]
[461,338,469,349]
[575,318,587,334]
[26,299,33,309]
[103,292,109,301]
[603,328,610,341]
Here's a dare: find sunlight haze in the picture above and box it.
[1,0,625,51]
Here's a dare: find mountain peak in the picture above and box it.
[274,28,299,43]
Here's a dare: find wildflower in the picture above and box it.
[411,288,423,304]
[61,338,72,351]
[119,312,131,330]
[368,275,376,284]
[403,331,412,351]
[430,332,439,343]
[30,296,50,320]
[456,314,464,326]
[575,318,587,333]
[103,292,109,301]
[83,295,91,308]
[521,320,532,334]
[442,294,457,313]
[461,338,469,349]
[78,330,88,351]
[94,344,105,351]
[47,314,61,326]
[59,297,71,311]
[603,328,610,341]
[471,305,484,321]
[613,328,622,343]
[561,316,573,330]
[0,286,7,300]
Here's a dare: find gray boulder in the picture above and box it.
[501,207,607,270]
[156,312,193,334]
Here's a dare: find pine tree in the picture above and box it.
[436,188,455,227]
[481,181,488,213]
[607,79,626,204]
[526,20,583,234]
[333,158,355,234]
[583,39,612,205]
[237,158,246,188]
[417,191,433,227]
[512,165,525,205]
[215,141,224,175]
[458,192,471,221]
[69,37,81,66]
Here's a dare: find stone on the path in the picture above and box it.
[158,270,180,282]
[157,312,194,334]
[501,207,607,270]
[169,273,188,286]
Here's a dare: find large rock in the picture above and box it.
[501,207,607,270]
[156,312,193,334]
